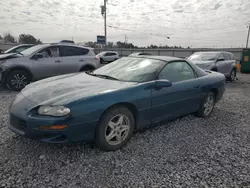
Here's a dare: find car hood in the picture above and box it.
[191,60,215,69]
[0,53,21,61]
[21,73,136,105]
[190,60,214,64]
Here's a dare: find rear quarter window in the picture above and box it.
[88,50,96,56]
[222,53,231,60]
[229,53,235,60]
[60,46,89,57]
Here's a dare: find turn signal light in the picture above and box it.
[40,125,68,130]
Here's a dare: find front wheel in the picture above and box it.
[196,92,215,118]
[95,107,135,151]
[5,70,31,91]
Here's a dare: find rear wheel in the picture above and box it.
[196,92,215,118]
[100,58,104,64]
[5,70,31,91]
[95,107,135,151]
[228,69,236,82]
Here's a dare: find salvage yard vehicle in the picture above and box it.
[129,52,152,57]
[0,43,100,91]
[96,51,119,63]
[3,44,34,54]
[188,51,237,81]
[8,56,226,151]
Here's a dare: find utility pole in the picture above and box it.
[104,0,107,46]
[246,23,250,48]
[125,34,128,43]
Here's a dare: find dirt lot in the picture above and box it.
[0,73,250,188]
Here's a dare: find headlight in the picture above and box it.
[38,106,70,117]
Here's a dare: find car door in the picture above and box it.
[59,46,89,74]
[151,61,202,123]
[216,53,232,74]
[31,46,63,80]
[103,53,114,62]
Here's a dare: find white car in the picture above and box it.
[97,51,119,63]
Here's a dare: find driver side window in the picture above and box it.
[39,47,59,58]
[159,61,196,83]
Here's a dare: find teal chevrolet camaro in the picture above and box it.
[8,56,226,151]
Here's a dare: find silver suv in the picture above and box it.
[188,51,237,81]
[0,43,100,90]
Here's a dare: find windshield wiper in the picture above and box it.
[86,72,119,80]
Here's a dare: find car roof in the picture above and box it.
[49,43,94,50]
[15,44,34,47]
[99,51,118,53]
[136,55,183,62]
[194,51,232,54]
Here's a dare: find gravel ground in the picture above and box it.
[1,73,250,188]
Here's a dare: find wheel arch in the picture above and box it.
[210,88,218,100]
[79,64,95,71]
[3,66,33,83]
[100,102,138,128]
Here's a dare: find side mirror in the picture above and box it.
[155,79,172,89]
[34,53,43,59]
[217,57,225,61]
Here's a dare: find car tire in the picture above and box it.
[5,69,31,91]
[80,66,94,72]
[195,92,215,118]
[100,58,104,64]
[228,68,236,82]
[95,106,135,151]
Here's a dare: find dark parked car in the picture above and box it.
[9,56,226,151]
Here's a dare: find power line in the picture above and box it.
[107,25,170,39]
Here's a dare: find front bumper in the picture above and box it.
[8,112,98,143]
[8,94,97,143]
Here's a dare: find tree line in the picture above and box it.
[0,33,42,44]
[85,41,186,49]
[0,33,186,49]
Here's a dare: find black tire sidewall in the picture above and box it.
[229,69,236,81]
[5,70,31,91]
[197,92,215,118]
[80,67,94,72]
[95,107,135,151]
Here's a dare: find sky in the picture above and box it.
[0,0,250,48]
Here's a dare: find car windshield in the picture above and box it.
[21,45,48,56]
[92,57,164,82]
[4,46,18,53]
[188,52,219,61]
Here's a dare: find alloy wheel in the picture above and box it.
[203,94,215,116]
[230,70,236,81]
[11,73,28,89]
[105,114,130,146]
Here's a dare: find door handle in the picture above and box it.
[55,60,61,63]
[79,59,84,62]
